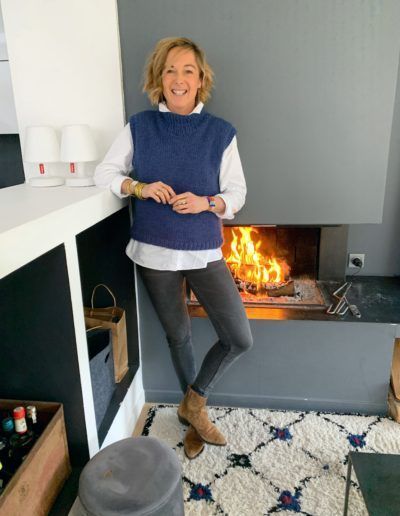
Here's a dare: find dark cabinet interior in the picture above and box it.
[76,205,139,445]
[0,135,25,189]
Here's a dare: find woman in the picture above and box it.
[95,37,253,459]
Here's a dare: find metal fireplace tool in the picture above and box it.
[326,282,361,318]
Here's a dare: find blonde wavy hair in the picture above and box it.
[143,37,214,106]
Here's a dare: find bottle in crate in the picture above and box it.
[7,406,36,472]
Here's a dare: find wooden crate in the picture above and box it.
[391,338,400,400]
[388,385,400,423]
[0,400,71,516]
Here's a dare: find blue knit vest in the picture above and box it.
[129,110,236,250]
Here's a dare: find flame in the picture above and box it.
[226,227,289,293]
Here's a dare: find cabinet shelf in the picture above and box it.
[0,184,126,280]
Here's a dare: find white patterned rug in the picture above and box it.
[141,405,400,515]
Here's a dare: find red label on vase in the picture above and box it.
[39,164,45,174]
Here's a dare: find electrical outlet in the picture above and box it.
[348,253,365,268]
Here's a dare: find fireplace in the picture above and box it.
[188,224,348,314]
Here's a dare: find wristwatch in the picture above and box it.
[207,196,216,211]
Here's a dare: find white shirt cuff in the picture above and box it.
[111,176,136,198]
[215,193,234,220]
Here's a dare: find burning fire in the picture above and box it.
[226,227,290,293]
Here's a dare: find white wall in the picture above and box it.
[0,6,18,134]
[1,0,126,180]
[0,9,8,61]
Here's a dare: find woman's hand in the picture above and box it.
[170,192,209,214]
[142,181,176,204]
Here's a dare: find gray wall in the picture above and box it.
[346,54,400,276]
[117,0,400,226]
[116,1,400,410]
[117,0,400,275]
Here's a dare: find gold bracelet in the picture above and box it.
[127,180,146,199]
[127,180,136,196]
[134,182,144,200]
[133,181,147,200]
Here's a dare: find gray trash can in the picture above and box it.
[78,436,184,516]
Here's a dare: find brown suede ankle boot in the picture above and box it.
[177,386,227,446]
[184,425,205,459]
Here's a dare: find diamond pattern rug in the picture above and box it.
[141,405,400,515]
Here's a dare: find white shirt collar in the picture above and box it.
[158,102,204,114]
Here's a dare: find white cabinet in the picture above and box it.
[0,185,144,464]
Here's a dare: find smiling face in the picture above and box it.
[161,47,202,115]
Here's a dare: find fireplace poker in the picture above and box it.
[326,281,352,315]
[336,298,350,316]
[327,296,349,316]
[332,282,352,299]
[326,281,361,318]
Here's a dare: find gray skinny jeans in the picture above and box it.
[137,258,253,397]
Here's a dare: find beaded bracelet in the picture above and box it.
[206,196,216,210]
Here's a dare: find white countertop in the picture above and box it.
[0,183,127,279]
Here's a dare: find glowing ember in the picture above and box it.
[226,227,290,295]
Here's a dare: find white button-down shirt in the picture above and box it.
[94,103,246,270]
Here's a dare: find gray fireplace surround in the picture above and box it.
[136,233,399,415]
